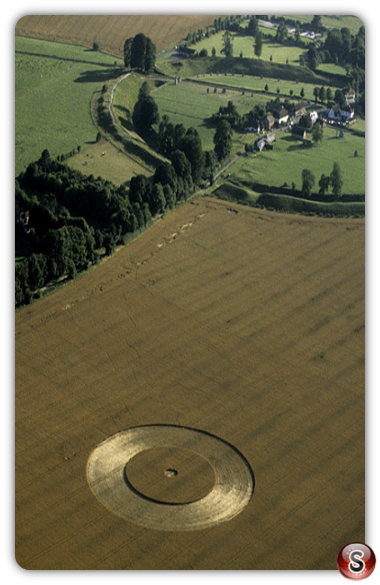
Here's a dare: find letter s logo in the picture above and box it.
[349,550,365,573]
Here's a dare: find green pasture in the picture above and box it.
[188,29,310,65]
[15,36,123,175]
[229,126,365,195]
[153,77,366,180]
[15,35,124,66]
[276,15,364,35]
[197,73,338,102]
[153,79,268,151]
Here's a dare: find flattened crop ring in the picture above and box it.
[86,425,254,531]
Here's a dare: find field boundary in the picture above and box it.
[211,181,365,217]
[15,49,122,69]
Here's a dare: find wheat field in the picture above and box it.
[15,197,365,570]
[15,15,222,55]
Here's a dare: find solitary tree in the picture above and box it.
[254,30,263,58]
[213,119,233,161]
[318,174,330,196]
[222,31,234,57]
[301,169,316,198]
[330,162,343,198]
[132,92,159,132]
[312,121,324,144]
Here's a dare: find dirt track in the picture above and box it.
[15,197,365,569]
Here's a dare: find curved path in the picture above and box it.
[87,425,254,531]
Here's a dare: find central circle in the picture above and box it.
[125,446,216,504]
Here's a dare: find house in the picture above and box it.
[294,100,307,117]
[263,114,275,130]
[339,105,355,121]
[292,126,307,140]
[176,46,198,58]
[327,105,354,123]
[309,110,319,125]
[264,133,276,145]
[270,104,289,124]
[276,108,289,124]
[255,139,265,151]
[254,133,276,151]
[345,88,356,105]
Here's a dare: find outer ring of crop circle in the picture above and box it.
[86,424,255,531]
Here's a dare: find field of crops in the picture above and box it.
[15,196,365,569]
[15,14,222,55]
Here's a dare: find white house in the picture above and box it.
[327,105,354,123]
[309,111,319,125]
[345,89,356,105]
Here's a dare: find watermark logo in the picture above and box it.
[337,543,376,579]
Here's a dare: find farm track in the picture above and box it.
[15,197,364,569]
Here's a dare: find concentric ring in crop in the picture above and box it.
[86,425,255,531]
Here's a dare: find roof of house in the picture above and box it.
[294,100,307,112]
[292,126,306,137]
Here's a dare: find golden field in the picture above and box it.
[15,197,365,569]
[15,14,222,55]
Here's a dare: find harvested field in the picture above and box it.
[15,197,365,570]
[15,15,222,55]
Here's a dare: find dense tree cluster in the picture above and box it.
[132,81,160,133]
[15,148,174,307]
[123,33,156,73]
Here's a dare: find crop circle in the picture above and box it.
[125,446,216,504]
[86,425,254,531]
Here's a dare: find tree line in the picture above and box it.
[15,147,174,307]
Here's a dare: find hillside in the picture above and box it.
[15,15,222,55]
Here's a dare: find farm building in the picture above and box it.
[263,114,275,130]
[175,46,198,58]
[345,88,356,104]
[309,111,319,125]
[255,133,275,151]
[294,100,307,117]
[327,105,355,123]
[269,104,289,124]
[292,126,307,140]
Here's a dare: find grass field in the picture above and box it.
[15,196,365,569]
[15,36,124,174]
[231,127,365,195]
[66,140,152,186]
[152,80,365,194]
[190,29,310,66]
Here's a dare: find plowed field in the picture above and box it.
[15,197,365,570]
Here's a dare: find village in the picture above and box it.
[243,87,356,152]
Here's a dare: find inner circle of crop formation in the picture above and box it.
[86,425,255,531]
